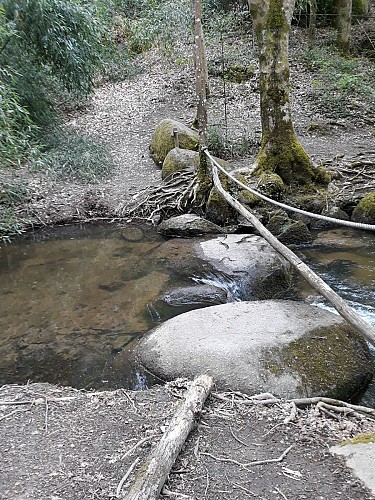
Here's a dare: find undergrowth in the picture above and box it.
[301,47,375,119]
[42,130,114,183]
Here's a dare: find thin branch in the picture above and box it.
[116,457,140,498]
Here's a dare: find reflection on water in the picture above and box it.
[296,228,375,406]
[0,224,168,390]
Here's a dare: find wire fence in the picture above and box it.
[202,8,375,160]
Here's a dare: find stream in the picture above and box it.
[0,225,374,402]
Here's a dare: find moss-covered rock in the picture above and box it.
[226,64,255,83]
[137,300,374,399]
[314,165,331,185]
[352,192,375,224]
[161,148,199,180]
[258,172,285,198]
[267,212,312,244]
[234,172,261,207]
[150,119,199,166]
[352,0,368,16]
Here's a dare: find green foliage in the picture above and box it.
[0,178,31,242]
[0,206,28,243]
[2,0,102,95]
[301,47,375,118]
[207,126,258,159]
[42,130,114,183]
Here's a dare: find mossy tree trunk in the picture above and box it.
[337,0,352,54]
[193,0,213,204]
[248,0,315,186]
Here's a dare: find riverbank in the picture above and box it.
[1,381,375,499]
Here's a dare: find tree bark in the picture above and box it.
[337,0,352,54]
[248,0,315,185]
[124,374,214,500]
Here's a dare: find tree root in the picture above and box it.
[116,171,202,222]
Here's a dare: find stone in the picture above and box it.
[150,119,199,165]
[331,438,375,495]
[352,192,375,225]
[267,212,312,245]
[151,234,292,300]
[161,148,199,180]
[138,300,374,399]
[159,284,228,307]
[310,206,350,231]
[157,214,224,237]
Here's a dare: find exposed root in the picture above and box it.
[116,170,201,222]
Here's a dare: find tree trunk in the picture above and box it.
[337,0,352,54]
[308,0,317,47]
[248,0,315,185]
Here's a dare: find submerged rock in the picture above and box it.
[151,234,292,300]
[159,284,228,307]
[150,119,199,165]
[138,300,374,400]
[157,214,223,237]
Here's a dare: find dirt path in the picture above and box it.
[1,382,375,500]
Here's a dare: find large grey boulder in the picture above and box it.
[137,300,373,400]
[157,214,224,237]
[150,119,199,166]
[151,234,292,300]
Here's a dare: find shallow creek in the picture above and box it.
[0,225,374,402]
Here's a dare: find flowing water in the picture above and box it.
[0,225,374,401]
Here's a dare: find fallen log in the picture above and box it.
[209,154,375,347]
[122,374,213,500]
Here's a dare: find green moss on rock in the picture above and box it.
[258,172,285,198]
[341,433,375,446]
[226,65,255,83]
[352,192,375,224]
[352,0,368,16]
[150,119,199,166]
[265,324,374,400]
[161,148,199,180]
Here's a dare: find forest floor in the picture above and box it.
[1,22,375,500]
[1,381,375,500]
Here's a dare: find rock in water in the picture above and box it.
[137,300,373,400]
[157,214,224,237]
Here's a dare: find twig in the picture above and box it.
[0,396,76,406]
[202,445,293,468]
[229,426,249,447]
[275,486,288,500]
[116,457,140,497]
[121,437,151,459]
[0,408,29,421]
[44,398,49,433]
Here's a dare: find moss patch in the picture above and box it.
[254,135,315,186]
[340,433,375,446]
[263,324,374,400]
[226,65,255,83]
[340,432,375,446]
[352,192,375,224]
